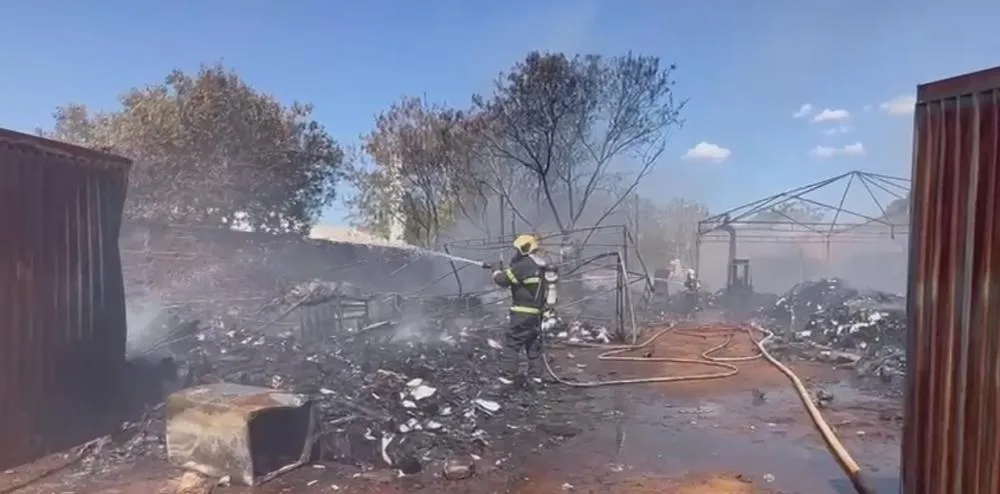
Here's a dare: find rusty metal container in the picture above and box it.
[903,66,1000,494]
[165,383,317,486]
[0,129,131,469]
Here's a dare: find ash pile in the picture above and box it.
[92,280,592,479]
[760,278,907,385]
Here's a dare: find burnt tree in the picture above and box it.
[473,51,685,239]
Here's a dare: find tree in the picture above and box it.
[473,51,685,240]
[42,64,345,234]
[348,97,480,247]
[455,115,537,238]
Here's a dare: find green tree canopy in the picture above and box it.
[347,97,480,247]
[43,63,345,234]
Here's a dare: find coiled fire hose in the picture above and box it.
[541,322,875,494]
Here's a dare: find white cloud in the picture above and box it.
[811,108,851,123]
[682,142,731,163]
[810,146,837,158]
[842,142,865,155]
[810,142,865,158]
[880,94,917,116]
[792,103,814,119]
[822,125,853,136]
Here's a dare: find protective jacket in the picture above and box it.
[492,253,548,315]
[684,278,700,293]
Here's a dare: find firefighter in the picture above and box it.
[683,269,699,291]
[485,234,550,388]
[683,269,701,318]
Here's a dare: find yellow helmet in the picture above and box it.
[513,234,539,255]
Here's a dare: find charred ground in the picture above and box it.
[0,226,905,494]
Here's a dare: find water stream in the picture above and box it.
[337,238,485,267]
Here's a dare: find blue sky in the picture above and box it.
[2,0,998,226]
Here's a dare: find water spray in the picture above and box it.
[332,237,489,268]
[425,250,487,267]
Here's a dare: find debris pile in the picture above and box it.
[284,279,365,304]
[799,295,907,352]
[764,278,859,331]
[760,278,907,385]
[95,307,595,479]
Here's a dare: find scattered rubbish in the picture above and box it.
[474,399,502,415]
[553,320,612,344]
[409,383,437,401]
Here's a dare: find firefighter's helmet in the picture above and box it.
[513,234,540,255]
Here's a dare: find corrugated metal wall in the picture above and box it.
[0,129,131,469]
[903,67,1000,494]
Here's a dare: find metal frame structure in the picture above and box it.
[445,224,655,343]
[694,170,911,282]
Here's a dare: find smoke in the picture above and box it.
[125,294,167,358]
[439,174,910,304]
[691,177,910,296]
[121,218,498,358]
[697,229,908,295]
[124,257,230,356]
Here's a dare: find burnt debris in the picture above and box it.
[759,278,907,392]
[87,289,596,481]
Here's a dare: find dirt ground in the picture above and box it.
[0,321,903,494]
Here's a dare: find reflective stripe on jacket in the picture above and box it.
[492,253,547,314]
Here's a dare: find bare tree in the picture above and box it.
[348,97,480,247]
[42,63,345,234]
[458,118,538,237]
[473,51,685,239]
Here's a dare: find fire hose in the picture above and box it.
[533,257,872,494]
[524,249,873,493]
[539,323,874,493]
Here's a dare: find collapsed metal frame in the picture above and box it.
[694,170,912,282]
[444,224,656,343]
